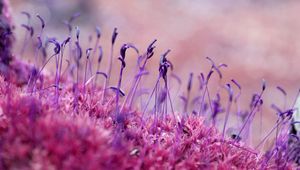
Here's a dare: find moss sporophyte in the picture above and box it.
[0,3,299,169]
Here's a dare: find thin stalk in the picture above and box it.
[198,70,213,115]
[199,86,206,115]
[184,91,190,114]
[35,54,57,82]
[199,82,214,116]
[165,77,177,122]
[56,47,65,99]
[142,77,160,118]
[104,29,118,104]
[152,82,159,133]
[83,57,89,94]
[236,90,264,141]
[127,70,150,110]
[115,65,125,118]
[184,73,193,114]
[222,99,233,140]
[101,78,108,105]
[255,118,284,149]
[107,28,118,86]
[20,29,29,56]
[120,56,147,111]
[83,48,92,100]
[54,53,60,105]
[89,40,99,78]
[94,61,101,86]
[206,86,214,117]
[123,39,156,109]
[93,46,103,88]
[67,34,73,75]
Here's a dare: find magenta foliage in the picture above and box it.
[0,7,298,169]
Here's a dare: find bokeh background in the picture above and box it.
[9,0,300,146]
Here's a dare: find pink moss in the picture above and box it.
[0,76,295,169]
[0,2,298,168]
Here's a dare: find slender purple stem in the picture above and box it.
[255,118,284,149]
[236,90,264,141]
[222,98,233,140]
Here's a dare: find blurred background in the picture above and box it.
[9,0,300,146]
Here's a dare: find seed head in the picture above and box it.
[36,14,45,29]
[112,27,118,45]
